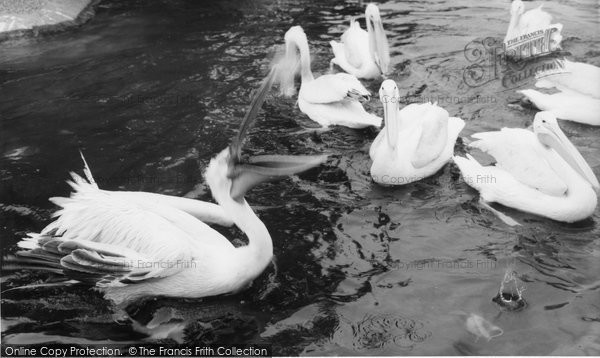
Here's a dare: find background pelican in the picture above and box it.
[519,60,600,126]
[453,112,599,223]
[330,3,390,79]
[504,0,562,52]
[369,80,465,185]
[275,25,381,129]
[4,68,327,307]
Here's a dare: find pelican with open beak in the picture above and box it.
[453,111,598,223]
[369,80,465,185]
[4,67,327,307]
[330,3,391,79]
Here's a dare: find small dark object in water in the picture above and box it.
[544,302,569,311]
[492,291,527,311]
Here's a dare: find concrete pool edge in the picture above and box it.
[0,0,101,41]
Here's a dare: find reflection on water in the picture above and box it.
[1,0,600,355]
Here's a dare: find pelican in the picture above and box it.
[275,25,382,129]
[4,68,327,307]
[504,0,562,54]
[453,111,599,223]
[519,60,600,126]
[330,3,390,79]
[369,80,465,185]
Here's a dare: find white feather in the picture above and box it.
[370,102,465,185]
[519,89,600,126]
[535,59,600,99]
[469,128,568,196]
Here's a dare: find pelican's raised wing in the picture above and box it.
[469,128,567,196]
[301,73,370,104]
[404,103,449,168]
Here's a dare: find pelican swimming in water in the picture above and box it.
[4,68,327,306]
[519,60,600,126]
[453,111,599,223]
[330,3,390,79]
[275,25,382,129]
[369,80,465,185]
[504,0,562,55]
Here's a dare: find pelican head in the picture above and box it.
[365,4,382,23]
[379,79,400,148]
[206,66,327,204]
[284,25,308,47]
[510,0,524,16]
[365,3,390,74]
[534,111,599,191]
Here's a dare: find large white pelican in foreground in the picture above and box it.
[519,60,600,126]
[5,69,327,306]
[504,0,562,50]
[453,112,599,223]
[276,26,381,129]
[369,80,465,185]
[330,3,390,79]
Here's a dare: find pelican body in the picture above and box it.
[520,60,600,126]
[5,69,327,306]
[330,3,390,79]
[275,26,381,129]
[504,0,562,57]
[370,80,465,185]
[453,112,599,223]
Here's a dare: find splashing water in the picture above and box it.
[499,269,526,298]
[493,268,527,311]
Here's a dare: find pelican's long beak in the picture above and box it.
[229,154,328,201]
[226,64,328,201]
[367,7,390,75]
[536,115,600,191]
[379,80,400,149]
[229,66,278,163]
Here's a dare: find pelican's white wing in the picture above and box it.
[106,191,234,227]
[519,89,600,126]
[402,103,449,168]
[340,19,368,69]
[301,73,369,104]
[298,98,381,128]
[17,173,233,287]
[536,60,600,99]
[44,173,232,249]
[469,128,567,196]
[17,234,172,287]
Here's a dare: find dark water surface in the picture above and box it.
[1,0,599,355]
